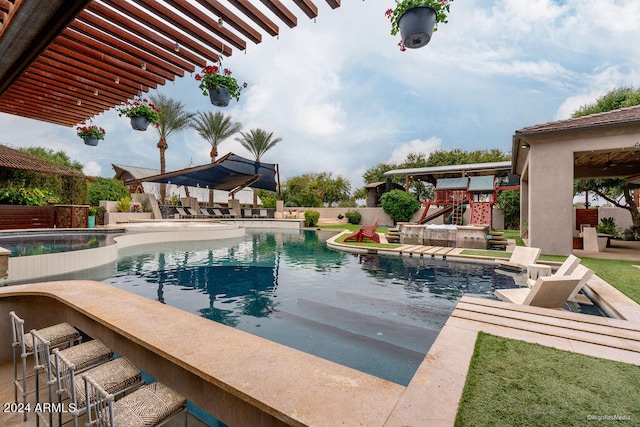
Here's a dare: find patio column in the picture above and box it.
[527,141,574,255]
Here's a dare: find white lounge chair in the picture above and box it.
[497,246,542,271]
[527,254,582,287]
[567,264,594,304]
[174,207,193,218]
[259,209,269,218]
[494,275,582,309]
[210,208,225,218]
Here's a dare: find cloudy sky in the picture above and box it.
[1,0,640,194]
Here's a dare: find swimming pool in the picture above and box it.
[0,229,123,257]
[101,229,523,386]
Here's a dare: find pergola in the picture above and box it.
[0,0,341,126]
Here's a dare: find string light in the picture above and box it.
[77,100,82,106]
[93,89,98,96]
[114,76,120,84]
[217,17,223,28]
[174,42,180,52]
[141,62,146,70]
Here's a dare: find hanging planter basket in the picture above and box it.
[130,115,150,131]
[208,85,231,107]
[84,137,99,146]
[399,6,437,49]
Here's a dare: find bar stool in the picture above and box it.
[10,311,82,422]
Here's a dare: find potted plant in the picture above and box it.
[117,98,161,131]
[385,0,453,50]
[88,206,97,228]
[76,123,106,146]
[195,65,248,107]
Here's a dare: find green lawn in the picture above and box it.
[456,333,640,426]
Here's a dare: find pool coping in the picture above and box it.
[0,223,245,284]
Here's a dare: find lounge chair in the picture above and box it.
[497,246,542,271]
[209,208,225,218]
[185,207,205,218]
[174,207,193,218]
[526,254,581,287]
[243,208,256,218]
[228,208,239,218]
[259,209,269,218]
[494,275,582,309]
[344,220,381,243]
[567,264,594,304]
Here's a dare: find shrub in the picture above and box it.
[0,186,56,205]
[380,189,420,223]
[304,210,320,227]
[345,210,361,225]
[496,190,520,230]
[597,217,618,236]
[116,196,132,212]
[88,177,130,206]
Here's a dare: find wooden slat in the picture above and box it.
[132,0,232,57]
[164,0,246,51]
[194,0,263,43]
[229,0,282,34]
[258,0,296,29]
[104,0,220,63]
[293,0,318,19]
[325,0,340,9]
[86,2,207,68]
[70,18,190,76]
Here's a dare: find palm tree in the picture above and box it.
[192,111,243,205]
[235,128,282,207]
[149,93,195,203]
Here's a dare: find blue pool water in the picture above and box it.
[0,230,122,257]
[102,229,523,386]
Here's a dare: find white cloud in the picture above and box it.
[387,138,442,164]
[83,161,102,176]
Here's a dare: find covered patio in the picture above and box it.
[512,106,640,255]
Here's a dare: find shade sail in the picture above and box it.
[142,153,277,192]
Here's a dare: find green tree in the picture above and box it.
[497,190,520,230]
[192,111,242,205]
[571,87,640,235]
[235,128,282,207]
[572,86,640,118]
[150,93,195,203]
[282,172,351,207]
[380,189,421,223]
[192,111,242,162]
[20,147,83,171]
[87,177,130,206]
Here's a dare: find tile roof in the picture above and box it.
[0,144,88,179]
[515,105,640,135]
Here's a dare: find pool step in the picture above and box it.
[263,306,429,385]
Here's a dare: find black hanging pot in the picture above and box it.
[84,137,99,146]
[398,6,437,49]
[208,85,231,107]
[130,115,150,131]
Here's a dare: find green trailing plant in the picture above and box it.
[345,210,361,225]
[116,196,132,212]
[380,189,421,223]
[304,210,320,227]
